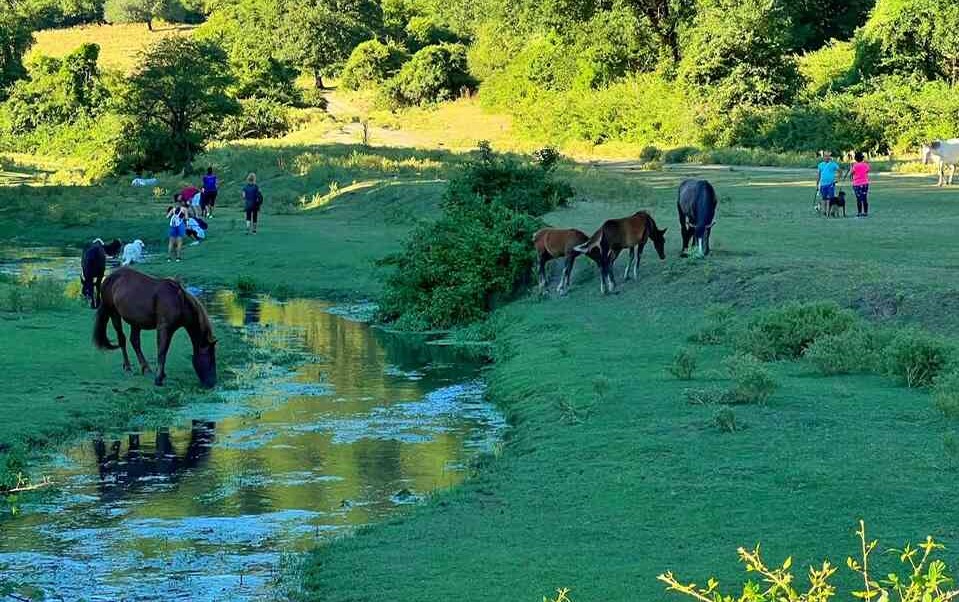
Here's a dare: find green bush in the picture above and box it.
[691,303,738,345]
[340,39,410,91]
[639,145,661,162]
[883,329,952,388]
[933,371,959,418]
[737,301,857,360]
[713,407,739,433]
[803,325,891,375]
[662,146,701,164]
[219,98,291,140]
[723,353,777,405]
[382,43,475,108]
[668,348,698,380]
[379,148,573,329]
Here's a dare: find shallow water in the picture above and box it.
[0,255,505,600]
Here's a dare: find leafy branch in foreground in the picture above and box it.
[658,521,959,602]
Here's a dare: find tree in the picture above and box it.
[197,0,300,103]
[122,37,238,169]
[855,0,959,82]
[623,0,694,63]
[0,0,34,96]
[279,0,382,89]
[679,0,800,108]
[103,0,189,30]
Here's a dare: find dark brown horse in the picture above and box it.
[93,268,217,388]
[80,238,123,309]
[533,228,616,294]
[574,211,667,294]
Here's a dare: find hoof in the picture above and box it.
[122,364,132,373]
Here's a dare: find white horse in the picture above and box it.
[921,139,959,186]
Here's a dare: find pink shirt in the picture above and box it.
[850,162,870,186]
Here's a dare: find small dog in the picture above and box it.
[827,191,846,218]
[816,191,847,218]
[121,239,145,265]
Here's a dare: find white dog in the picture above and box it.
[121,239,145,265]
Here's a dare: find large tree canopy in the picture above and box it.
[122,37,238,169]
[0,0,34,97]
[278,0,382,88]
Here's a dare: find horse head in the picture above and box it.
[921,141,942,165]
[192,340,217,388]
[651,227,668,260]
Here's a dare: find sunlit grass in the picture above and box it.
[28,22,195,72]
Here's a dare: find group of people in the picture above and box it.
[816,151,872,218]
[165,169,265,262]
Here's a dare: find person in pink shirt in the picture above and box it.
[849,152,871,218]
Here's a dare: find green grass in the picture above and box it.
[5,122,959,599]
[296,167,959,600]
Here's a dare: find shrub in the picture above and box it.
[668,348,698,380]
[737,301,857,360]
[723,353,777,405]
[219,98,291,140]
[340,40,410,91]
[300,88,329,110]
[639,145,661,162]
[660,522,958,602]
[691,303,738,345]
[236,275,257,294]
[803,325,890,375]
[382,43,475,108]
[662,146,701,164]
[883,329,952,388]
[379,148,573,329]
[933,371,959,418]
[713,407,739,433]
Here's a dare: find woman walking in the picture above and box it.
[850,152,871,218]
[242,173,264,235]
[167,199,189,262]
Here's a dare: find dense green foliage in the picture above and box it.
[104,0,204,29]
[382,42,473,107]
[120,37,238,169]
[340,39,409,90]
[379,147,572,329]
[0,1,34,96]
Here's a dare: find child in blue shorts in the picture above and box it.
[166,201,189,262]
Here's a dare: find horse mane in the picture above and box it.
[179,285,216,345]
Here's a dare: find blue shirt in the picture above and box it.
[202,174,217,192]
[818,161,840,186]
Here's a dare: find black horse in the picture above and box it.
[678,179,718,257]
[80,238,121,309]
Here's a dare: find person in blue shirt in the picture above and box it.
[242,172,264,235]
[816,151,843,209]
[201,167,218,218]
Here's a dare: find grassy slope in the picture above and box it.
[28,23,194,71]
[300,167,959,600]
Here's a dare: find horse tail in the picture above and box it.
[573,227,603,255]
[93,303,118,350]
[696,181,717,239]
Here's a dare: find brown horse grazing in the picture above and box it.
[574,211,667,294]
[93,268,217,388]
[533,228,616,294]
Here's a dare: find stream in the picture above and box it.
[0,248,506,600]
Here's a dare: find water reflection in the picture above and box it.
[0,293,505,601]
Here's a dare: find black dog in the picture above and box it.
[824,191,846,218]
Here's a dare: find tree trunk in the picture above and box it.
[147,18,153,31]
[314,71,325,90]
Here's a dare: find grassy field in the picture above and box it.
[27,23,194,71]
[5,22,959,597]
[295,166,959,601]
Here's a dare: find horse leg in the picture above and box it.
[605,250,617,293]
[558,255,574,295]
[951,164,957,186]
[130,327,152,374]
[537,253,549,290]
[939,163,945,187]
[624,247,634,281]
[633,247,642,279]
[94,275,103,309]
[155,327,172,387]
[110,314,131,372]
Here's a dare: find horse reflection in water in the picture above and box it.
[92,420,216,492]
